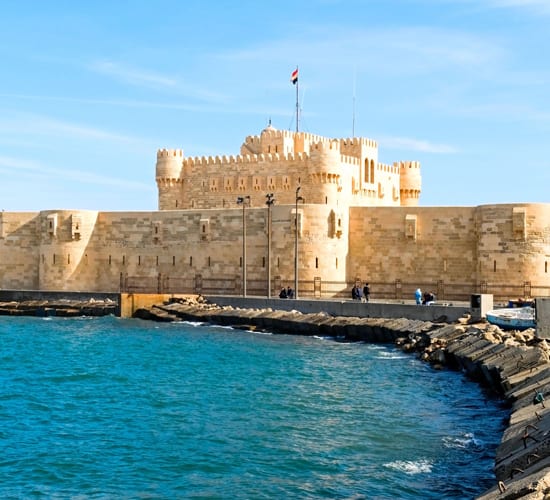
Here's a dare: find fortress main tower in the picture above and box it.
[155,125,422,211]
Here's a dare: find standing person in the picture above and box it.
[351,285,358,300]
[287,286,294,299]
[415,288,422,305]
[363,283,370,303]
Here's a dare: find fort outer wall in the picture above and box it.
[0,205,349,293]
[1,203,549,300]
[349,203,550,300]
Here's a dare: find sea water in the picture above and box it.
[0,316,507,499]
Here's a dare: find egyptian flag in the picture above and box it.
[290,68,298,85]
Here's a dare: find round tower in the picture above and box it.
[307,140,344,205]
[398,161,421,207]
[156,149,184,210]
[38,210,100,291]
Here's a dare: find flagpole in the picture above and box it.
[295,66,299,133]
[352,70,356,137]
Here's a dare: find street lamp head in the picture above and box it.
[237,195,250,205]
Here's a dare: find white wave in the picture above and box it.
[209,324,235,330]
[178,320,206,327]
[366,344,386,350]
[376,350,408,360]
[384,459,433,475]
[443,432,483,450]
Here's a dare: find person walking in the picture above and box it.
[363,283,370,302]
[415,288,422,305]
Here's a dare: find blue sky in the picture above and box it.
[1,0,549,211]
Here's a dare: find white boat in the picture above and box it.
[486,307,535,330]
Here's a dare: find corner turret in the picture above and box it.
[398,161,421,206]
[156,149,184,210]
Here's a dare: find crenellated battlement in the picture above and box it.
[378,162,400,175]
[260,128,296,140]
[157,149,184,159]
[183,151,311,168]
[340,137,378,148]
[242,129,378,154]
[310,139,340,152]
[396,160,421,171]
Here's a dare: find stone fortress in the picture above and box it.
[1,123,549,301]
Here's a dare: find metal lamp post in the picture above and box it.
[265,193,275,298]
[294,186,304,299]
[237,195,250,296]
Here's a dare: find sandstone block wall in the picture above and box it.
[348,206,477,297]
[0,202,549,299]
[0,212,40,290]
[1,205,346,294]
[348,204,550,299]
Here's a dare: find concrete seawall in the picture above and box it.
[134,297,550,499]
[204,295,472,323]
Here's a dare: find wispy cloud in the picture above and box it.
[217,25,502,75]
[378,136,458,154]
[0,112,152,146]
[450,0,550,15]
[485,0,550,14]
[0,94,295,121]
[87,59,229,103]
[0,155,152,191]
[89,60,177,88]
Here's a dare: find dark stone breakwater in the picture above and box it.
[0,298,118,317]
[134,296,550,499]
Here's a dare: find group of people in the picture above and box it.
[279,286,294,299]
[351,283,370,302]
[279,282,434,304]
[415,288,436,305]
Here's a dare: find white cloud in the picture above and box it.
[0,112,151,146]
[218,25,502,73]
[0,155,152,191]
[88,60,229,103]
[89,60,177,88]
[486,0,550,13]
[451,0,550,14]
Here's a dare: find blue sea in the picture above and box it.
[0,316,507,499]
